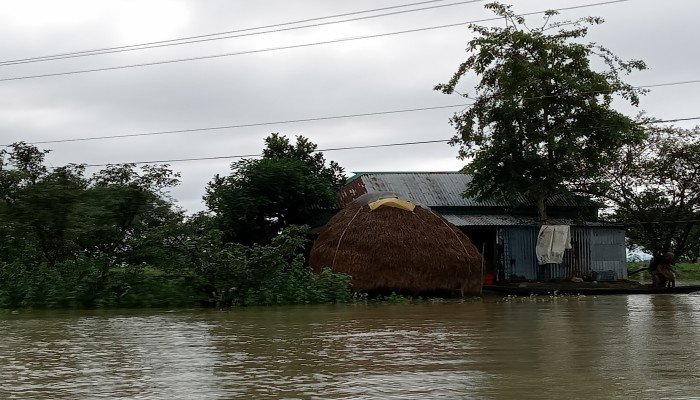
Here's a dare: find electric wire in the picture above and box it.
[0,0,631,83]
[623,220,700,225]
[637,79,700,89]
[0,0,486,67]
[81,139,452,167]
[0,0,459,65]
[74,115,700,167]
[2,104,470,147]
[5,76,700,147]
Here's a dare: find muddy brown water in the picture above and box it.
[1,295,700,399]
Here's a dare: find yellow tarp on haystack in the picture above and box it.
[368,198,416,212]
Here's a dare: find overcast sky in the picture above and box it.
[1,0,698,213]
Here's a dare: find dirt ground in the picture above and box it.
[493,279,646,290]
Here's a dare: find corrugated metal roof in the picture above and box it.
[444,215,534,226]
[444,215,567,226]
[443,214,620,227]
[350,172,487,206]
[349,172,590,207]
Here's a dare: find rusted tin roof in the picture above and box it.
[342,172,486,207]
[444,215,540,226]
[342,172,590,208]
[443,214,620,227]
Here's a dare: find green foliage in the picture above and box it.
[0,259,199,309]
[0,146,88,267]
[0,143,183,271]
[193,225,351,306]
[601,127,700,259]
[205,133,345,245]
[0,261,61,308]
[0,141,351,309]
[628,262,700,282]
[383,292,412,304]
[435,3,646,220]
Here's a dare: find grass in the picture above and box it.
[627,262,700,282]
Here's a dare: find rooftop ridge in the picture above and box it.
[343,172,597,209]
[346,171,463,183]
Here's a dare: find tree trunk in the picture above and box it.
[628,266,651,276]
[537,194,548,223]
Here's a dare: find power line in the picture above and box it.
[638,79,700,89]
[0,0,459,65]
[1,104,470,147]
[646,117,700,124]
[648,116,700,124]
[0,0,486,67]
[5,76,700,147]
[72,115,700,167]
[0,22,475,82]
[615,219,700,225]
[0,0,631,83]
[81,139,452,167]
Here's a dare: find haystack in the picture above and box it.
[309,192,483,295]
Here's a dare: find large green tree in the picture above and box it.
[600,126,700,260]
[435,3,647,221]
[205,133,344,245]
[80,163,182,277]
[0,143,190,307]
[0,143,181,273]
[0,142,352,308]
[0,144,87,267]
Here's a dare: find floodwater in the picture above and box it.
[2,295,700,399]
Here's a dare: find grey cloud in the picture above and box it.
[1,0,698,213]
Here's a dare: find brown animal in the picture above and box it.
[658,264,676,288]
[665,252,678,287]
[652,252,678,288]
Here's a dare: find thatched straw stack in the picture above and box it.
[309,193,483,296]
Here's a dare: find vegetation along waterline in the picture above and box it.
[628,262,700,283]
[0,137,352,309]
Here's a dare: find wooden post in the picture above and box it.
[481,242,486,285]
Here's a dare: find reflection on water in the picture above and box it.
[1,296,700,399]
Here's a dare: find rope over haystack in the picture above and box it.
[309,193,483,295]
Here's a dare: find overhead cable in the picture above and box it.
[1,104,470,146]
[621,219,700,225]
[0,0,631,83]
[5,76,700,147]
[0,0,458,65]
[81,139,452,167]
[73,115,700,167]
[0,0,486,66]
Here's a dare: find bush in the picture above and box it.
[0,259,200,309]
[0,226,352,309]
[196,226,352,306]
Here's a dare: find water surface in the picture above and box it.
[1,295,699,399]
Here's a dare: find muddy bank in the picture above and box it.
[484,280,700,295]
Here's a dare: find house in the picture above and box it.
[338,172,627,282]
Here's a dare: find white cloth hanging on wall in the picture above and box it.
[535,225,572,265]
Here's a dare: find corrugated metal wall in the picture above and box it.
[589,228,628,279]
[502,227,627,280]
[562,228,591,278]
[503,227,539,279]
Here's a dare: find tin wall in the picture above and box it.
[503,227,539,280]
[589,228,627,279]
[502,227,627,280]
